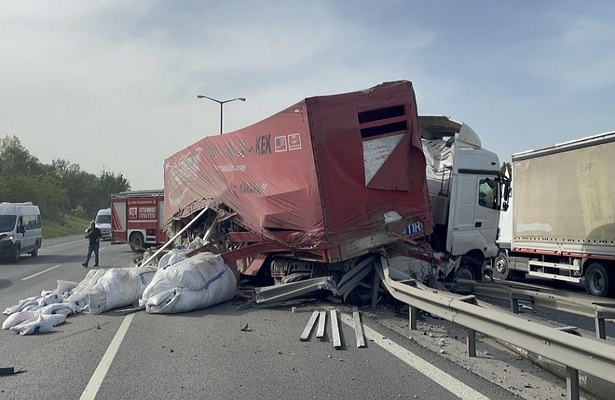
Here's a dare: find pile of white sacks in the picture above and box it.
[2,239,237,335]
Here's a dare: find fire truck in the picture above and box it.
[111,190,166,251]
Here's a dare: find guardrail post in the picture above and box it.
[467,329,476,357]
[511,298,519,314]
[566,366,580,400]
[595,316,606,340]
[409,305,418,330]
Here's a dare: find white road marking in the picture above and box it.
[45,239,84,248]
[80,314,136,400]
[340,313,490,400]
[22,265,62,280]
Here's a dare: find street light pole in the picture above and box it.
[196,95,246,135]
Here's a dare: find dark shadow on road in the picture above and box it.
[0,279,13,290]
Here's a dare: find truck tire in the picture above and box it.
[11,244,20,263]
[129,233,145,252]
[455,265,477,281]
[30,244,38,257]
[455,254,483,282]
[346,273,375,307]
[492,251,510,280]
[585,262,614,298]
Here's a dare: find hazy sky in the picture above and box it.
[2,1,614,190]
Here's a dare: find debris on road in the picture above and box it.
[353,310,366,348]
[0,366,25,376]
[1,241,238,334]
[300,311,320,341]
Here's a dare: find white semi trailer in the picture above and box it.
[493,130,615,297]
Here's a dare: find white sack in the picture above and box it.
[65,269,108,310]
[158,251,173,270]
[10,314,60,335]
[168,250,189,267]
[38,302,79,316]
[3,296,39,315]
[39,293,63,306]
[141,253,236,314]
[2,311,37,330]
[88,267,157,315]
[56,280,79,295]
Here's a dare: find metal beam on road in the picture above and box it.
[330,310,342,348]
[300,311,319,341]
[353,311,366,348]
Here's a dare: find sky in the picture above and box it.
[1,1,614,190]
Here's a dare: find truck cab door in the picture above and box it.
[473,177,500,258]
[447,175,500,258]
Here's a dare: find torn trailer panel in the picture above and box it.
[163,80,433,271]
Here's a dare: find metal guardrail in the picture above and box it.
[375,258,615,400]
[450,279,615,339]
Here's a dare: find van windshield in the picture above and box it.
[0,215,17,232]
[96,214,111,224]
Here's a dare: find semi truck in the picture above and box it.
[493,131,615,297]
[111,190,166,251]
[163,81,507,300]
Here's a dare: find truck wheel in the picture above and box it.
[585,263,614,297]
[455,265,477,281]
[346,278,375,306]
[129,233,145,252]
[30,245,38,257]
[455,254,483,281]
[11,244,20,263]
[492,251,510,280]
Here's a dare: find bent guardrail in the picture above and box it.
[376,257,615,400]
[449,279,615,339]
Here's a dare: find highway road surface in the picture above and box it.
[0,235,525,399]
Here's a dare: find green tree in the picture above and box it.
[0,175,67,221]
[47,159,97,212]
[95,169,131,208]
[0,134,133,222]
[0,135,44,176]
[500,162,512,180]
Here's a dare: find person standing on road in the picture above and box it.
[82,220,102,268]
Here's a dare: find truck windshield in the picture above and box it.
[0,215,17,232]
[478,178,499,210]
[96,215,111,224]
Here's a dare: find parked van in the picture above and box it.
[0,202,42,262]
[95,208,112,240]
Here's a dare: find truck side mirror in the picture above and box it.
[501,201,509,212]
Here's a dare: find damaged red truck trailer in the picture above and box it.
[163,80,506,302]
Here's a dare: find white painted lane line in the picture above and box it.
[21,265,62,280]
[341,313,490,400]
[46,239,84,248]
[80,314,135,400]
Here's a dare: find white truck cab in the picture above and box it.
[0,202,42,262]
[420,116,509,280]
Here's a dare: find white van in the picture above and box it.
[95,208,112,240]
[0,202,42,262]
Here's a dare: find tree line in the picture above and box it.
[0,135,130,221]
